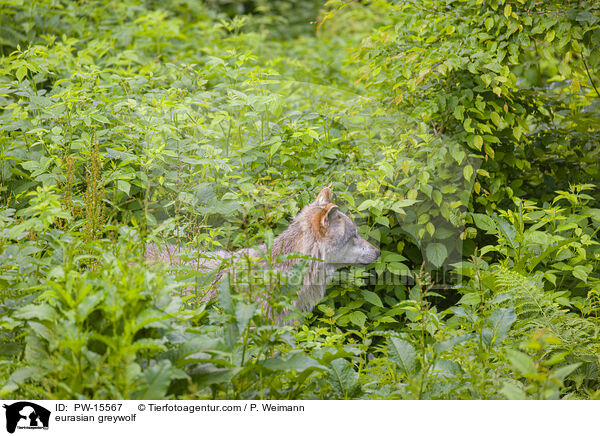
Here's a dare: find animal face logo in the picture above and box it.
[2,402,50,434]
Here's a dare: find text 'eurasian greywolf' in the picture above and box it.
[145,187,380,318]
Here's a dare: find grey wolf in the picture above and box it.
[145,187,380,319]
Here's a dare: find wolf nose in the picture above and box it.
[374,248,381,259]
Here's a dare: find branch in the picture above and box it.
[583,57,600,99]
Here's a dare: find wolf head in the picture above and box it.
[270,187,381,315]
[311,187,381,267]
[277,187,380,269]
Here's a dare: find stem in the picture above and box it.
[583,57,600,99]
[240,325,250,366]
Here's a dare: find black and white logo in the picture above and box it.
[2,402,50,434]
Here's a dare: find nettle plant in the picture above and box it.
[470,184,600,300]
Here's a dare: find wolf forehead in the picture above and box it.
[299,197,358,240]
[323,208,358,239]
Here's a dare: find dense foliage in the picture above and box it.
[0,0,598,399]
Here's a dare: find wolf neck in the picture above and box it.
[271,219,326,269]
[269,211,335,314]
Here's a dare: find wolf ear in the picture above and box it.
[313,203,339,236]
[315,187,332,205]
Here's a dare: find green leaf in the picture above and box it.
[235,302,257,332]
[262,354,327,372]
[191,366,237,388]
[77,292,104,320]
[482,308,517,347]
[583,208,600,223]
[494,217,516,249]
[15,304,56,321]
[451,306,479,323]
[387,336,416,375]
[357,199,375,211]
[117,180,131,195]
[490,112,502,127]
[218,275,234,315]
[328,358,360,398]
[426,222,435,236]
[436,334,474,353]
[6,366,44,392]
[551,363,581,383]
[527,238,576,272]
[471,213,496,233]
[348,311,367,328]
[132,360,187,400]
[431,359,461,378]
[426,243,448,268]
[361,290,383,307]
[217,276,238,348]
[501,382,527,400]
[382,251,407,263]
[513,126,522,140]
[91,113,110,124]
[505,349,537,376]
[387,262,410,276]
[572,265,590,282]
[463,164,473,181]
[453,105,465,121]
[16,66,27,81]
[270,141,281,156]
[392,199,420,209]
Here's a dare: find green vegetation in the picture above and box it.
[0,0,599,399]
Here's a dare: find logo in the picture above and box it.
[2,402,50,434]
